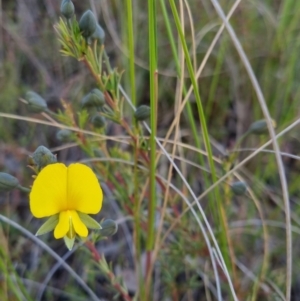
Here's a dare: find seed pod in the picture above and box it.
[79,10,97,38]
[248,119,276,135]
[0,173,19,192]
[81,89,105,109]
[25,91,48,113]
[92,24,105,45]
[134,105,150,121]
[231,181,247,196]
[99,219,118,237]
[60,0,74,19]
[56,129,73,142]
[91,114,106,128]
[31,146,57,171]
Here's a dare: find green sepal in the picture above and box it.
[64,235,75,250]
[36,214,59,236]
[77,212,101,229]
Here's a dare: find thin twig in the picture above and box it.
[85,241,132,301]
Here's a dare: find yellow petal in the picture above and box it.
[30,163,68,218]
[54,211,69,238]
[71,210,88,237]
[67,163,103,214]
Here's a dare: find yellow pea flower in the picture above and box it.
[30,163,103,249]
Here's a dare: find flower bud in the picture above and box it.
[93,149,105,157]
[92,24,105,45]
[248,119,276,135]
[0,173,19,192]
[99,219,118,237]
[25,91,48,113]
[79,10,97,38]
[231,181,247,196]
[134,105,150,121]
[91,114,106,128]
[81,89,105,109]
[56,129,74,142]
[31,146,57,171]
[60,0,75,19]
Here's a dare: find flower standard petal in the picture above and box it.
[71,210,88,237]
[54,211,69,239]
[30,163,68,218]
[67,163,102,214]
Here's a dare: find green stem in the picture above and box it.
[168,0,230,270]
[17,185,31,193]
[146,0,157,252]
[126,0,136,109]
[206,38,227,120]
[103,50,113,74]
[124,6,142,297]
[145,0,157,298]
[159,0,213,209]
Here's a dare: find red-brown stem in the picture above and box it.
[81,57,116,110]
[83,54,167,195]
[85,241,132,301]
[82,51,179,299]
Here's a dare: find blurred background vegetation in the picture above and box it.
[1,0,300,300]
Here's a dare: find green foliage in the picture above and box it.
[1,0,300,300]
[55,17,86,59]
[0,236,34,301]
